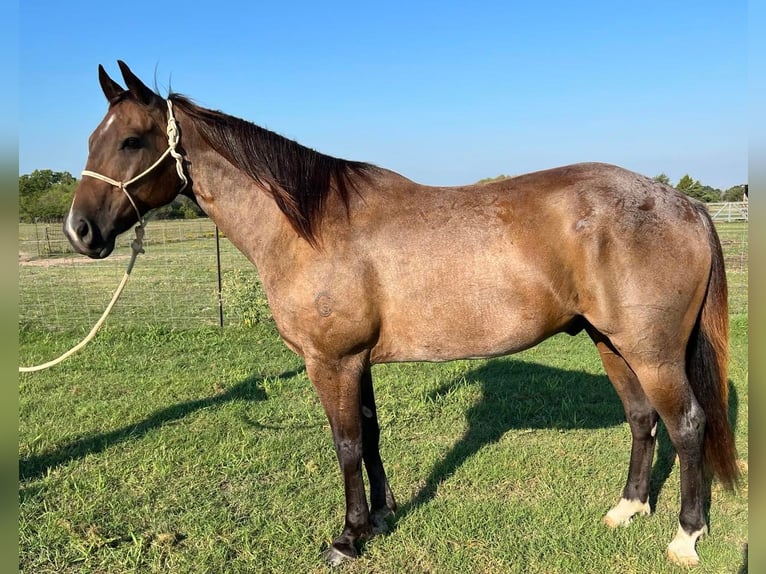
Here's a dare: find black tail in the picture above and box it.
[686,205,738,489]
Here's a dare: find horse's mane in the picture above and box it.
[169,93,376,246]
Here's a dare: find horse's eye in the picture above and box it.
[121,137,143,150]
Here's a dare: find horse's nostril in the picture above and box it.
[64,213,111,258]
[76,219,89,239]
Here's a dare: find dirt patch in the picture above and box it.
[19,253,131,267]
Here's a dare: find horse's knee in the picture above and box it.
[626,408,659,439]
[334,436,363,469]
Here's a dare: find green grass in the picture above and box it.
[714,222,748,316]
[19,316,748,573]
[18,218,749,572]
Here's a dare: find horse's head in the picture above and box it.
[64,61,187,258]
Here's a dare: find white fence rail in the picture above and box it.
[706,202,748,222]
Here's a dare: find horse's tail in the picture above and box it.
[687,204,738,489]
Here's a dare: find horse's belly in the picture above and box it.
[370,298,568,363]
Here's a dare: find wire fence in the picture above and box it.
[19,218,260,332]
[19,213,749,334]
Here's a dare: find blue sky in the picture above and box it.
[19,0,746,189]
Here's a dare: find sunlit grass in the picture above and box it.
[19,316,748,573]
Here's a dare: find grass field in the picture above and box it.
[18,319,748,573]
[714,222,748,317]
[19,219,748,573]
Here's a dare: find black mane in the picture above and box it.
[169,93,376,246]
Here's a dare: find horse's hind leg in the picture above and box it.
[360,367,397,532]
[603,334,708,566]
[628,359,708,566]
[588,328,657,527]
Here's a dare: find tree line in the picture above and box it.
[20,169,747,223]
[651,173,746,203]
[18,169,203,223]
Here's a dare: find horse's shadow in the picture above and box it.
[20,355,740,536]
[388,357,740,527]
[18,368,303,485]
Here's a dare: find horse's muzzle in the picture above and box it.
[63,209,116,259]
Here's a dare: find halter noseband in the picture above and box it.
[80,99,188,226]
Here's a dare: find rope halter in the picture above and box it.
[81,99,188,227]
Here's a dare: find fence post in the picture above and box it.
[215,225,224,328]
[33,219,41,258]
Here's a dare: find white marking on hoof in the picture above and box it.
[603,497,651,528]
[650,422,658,437]
[666,523,707,567]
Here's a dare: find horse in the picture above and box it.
[64,61,738,567]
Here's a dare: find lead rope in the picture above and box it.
[19,100,186,373]
[19,227,145,373]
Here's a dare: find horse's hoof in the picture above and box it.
[371,508,394,534]
[603,498,650,528]
[666,547,699,567]
[602,515,622,528]
[324,543,358,567]
[666,524,706,567]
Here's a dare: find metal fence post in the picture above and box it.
[215,225,224,328]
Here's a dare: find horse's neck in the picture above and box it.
[184,143,296,275]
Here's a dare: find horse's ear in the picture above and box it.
[117,60,158,106]
[98,64,124,102]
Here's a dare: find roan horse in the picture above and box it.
[65,61,738,567]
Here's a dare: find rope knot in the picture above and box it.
[166,99,188,192]
[131,224,146,255]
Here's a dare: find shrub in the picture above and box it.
[221,268,273,326]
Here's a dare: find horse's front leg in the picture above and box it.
[360,366,397,532]
[306,353,371,566]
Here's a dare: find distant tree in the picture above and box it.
[19,170,77,221]
[477,174,510,184]
[19,169,75,198]
[35,180,77,220]
[180,199,204,219]
[653,173,671,185]
[675,174,698,194]
[675,174,720,202]
[152,196,204,219]
[696,185,721,202]
[722,184,746,202]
